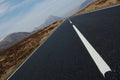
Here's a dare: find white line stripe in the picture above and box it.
[72,24,111,77]
[68,18,73,24]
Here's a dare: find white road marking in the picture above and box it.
[68,18,73,24]
[68,19,111,77]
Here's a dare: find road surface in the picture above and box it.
[8,5,120,80]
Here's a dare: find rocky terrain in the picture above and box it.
[75,0,120,15]
[0,21,63,80]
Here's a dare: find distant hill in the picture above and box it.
[75,0,120,16]
[79,0,95,10]
[0,15,63,51]
[0,21,63,80]
[35,15,63,31]
[0,32,30,50]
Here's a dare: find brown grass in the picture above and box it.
[0,20,64,80]
[75,0,120,16]
[1,0,120,79]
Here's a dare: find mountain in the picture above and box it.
[0,32,30,51]
[34,15,63,31]
[0,15,63,50]
[0,21,63,80]
[62,0,95,18]
[79,0,95,10]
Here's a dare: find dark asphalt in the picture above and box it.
[8,5,120,80]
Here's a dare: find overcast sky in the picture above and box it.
[0,0,93,41]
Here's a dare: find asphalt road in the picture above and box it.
[8,5,120,80]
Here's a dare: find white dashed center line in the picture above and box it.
[68,19,111,77]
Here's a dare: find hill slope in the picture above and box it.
[1,0,120,79]
[75,0,120,15]
[36,16,63,30]
[0,20,64,80]
[0,32,30,51]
